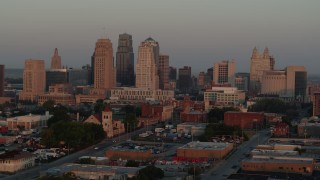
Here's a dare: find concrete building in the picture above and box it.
[250,47,275,94]
[241,156,314,175]
[213,60,236,86]
[204,87,245,110]
[0,64,4,97]
[169,66,177,81]
[297,117,320,138]
[158,54,169,90]
[178,66,191,93]
[140,103,173,122]
[46,163,141,179]
[197,72,206,89]
[116,33,135,86]
[0,151,35,173]
[50,48,62,69]
[206,67,213,85]
[19,59,45,102]
[135,37,159,90]
[67,67,92,86]
[224,111,264,129]
[93,38,116,90]
[235,72,250,91]
[176,123,208,136]
[45,69,68,90]
[38,84,75,106]
[177,142,233,160]
[109,87,174,102]
[6,112,52,130]
[261,66,307,101]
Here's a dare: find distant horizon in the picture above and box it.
[1,0,319,74]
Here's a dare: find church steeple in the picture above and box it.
[252,47,259,59]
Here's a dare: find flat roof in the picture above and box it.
[178,142,232,151]
[243,157,313,164]
[46,163,142,175]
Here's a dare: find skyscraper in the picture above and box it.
[250,47,275,94]
[0,65,4,97]
[213,60,236,86]
[19,59,45,101]
[50,48,62,69]
[135,37,159,90]
[158,54,169,90]
[93,38,116,89]
[116,33,134,86]
[169,66,177,81]
[178,66,191,93]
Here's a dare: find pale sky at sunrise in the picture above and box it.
[0,0,319,75]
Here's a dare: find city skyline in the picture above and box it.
[0,0,319,75]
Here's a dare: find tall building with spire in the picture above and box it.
[135,37,159,90]
[249,47,275,94]
[116,33,134,86]
[0,65,4,97]
[93,38,116,89]
[19,59,45,101]
[50,48,62,69]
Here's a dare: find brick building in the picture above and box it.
[177,142,233,160]
[105,149,152,161]
[272,123,289,137]
[224,111,264,129]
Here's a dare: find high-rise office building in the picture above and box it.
[0,65,4,97]
[19,59,45,101]
[178,66,191,93]
[206,67,213,85]
[213,60,236,86]
[158,55,169,90]
[169,66,177,81]
[93,38,116,89]
[68,66,92,86]
[46,69,68,90]
[135,37,159,90]
[198,72,206,89]
[116,33,134,86]
[250,47,275,94]
[235,72,250,91]
[50,48,62,69]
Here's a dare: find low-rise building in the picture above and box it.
[177,142,233,160]
[110,87,174,102]
[224,111,264,129]
[297,117,320,138]
[6,111,52,131]
[176,122,207,136]
[45,163,142,179]
[272,123,289,137]
[0,151,35,173]
[241,156,314,175]
[105,147,152,161]
[204,87,245,110]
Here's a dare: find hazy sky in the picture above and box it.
[0,0,319,75]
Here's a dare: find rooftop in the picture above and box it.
[178,141,232,150]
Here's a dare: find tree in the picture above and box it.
[43,100,55,111]
[94,99,105,113]
[207,107,240,123]
[124,113,139,132]
[47,108,70,127]
[137,165,164,180]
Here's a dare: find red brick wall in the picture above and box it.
[224,112,264,129]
